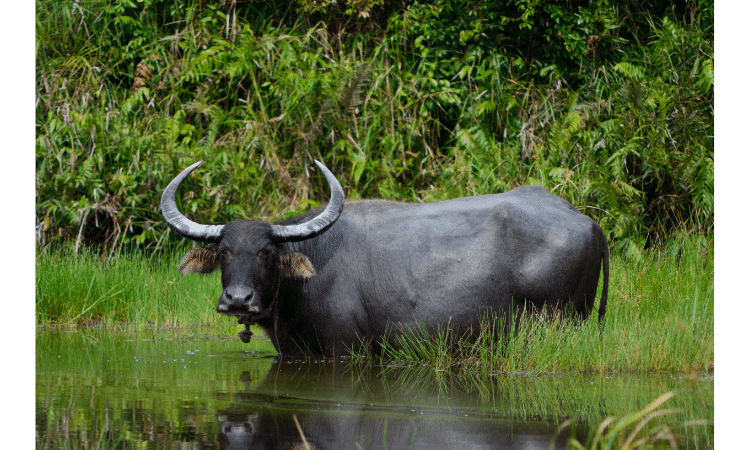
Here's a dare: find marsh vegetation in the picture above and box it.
[36,2,713,446]
[36,234,712,375]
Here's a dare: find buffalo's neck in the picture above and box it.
[256,274,333,356]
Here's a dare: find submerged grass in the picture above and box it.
[36,329,712,449]
[555,391,712,450]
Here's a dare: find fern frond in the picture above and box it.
[697,58,714,97]
[614,62,645,80]
[338,64,372,115]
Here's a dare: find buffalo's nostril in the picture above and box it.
[218,286,262,315]
[224,286,254,304]
[219,286,254,312]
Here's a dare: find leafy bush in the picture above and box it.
[36,0,713,257]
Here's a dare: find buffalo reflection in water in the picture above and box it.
[214,360,579,450]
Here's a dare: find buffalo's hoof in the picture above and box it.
[239,329,253,343]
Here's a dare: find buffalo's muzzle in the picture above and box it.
[216,285,261,315]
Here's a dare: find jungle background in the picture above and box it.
[35,0,713,258]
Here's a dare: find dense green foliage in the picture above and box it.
[36,0,713,257]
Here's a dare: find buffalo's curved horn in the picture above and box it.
[270,160,345,242]
[161,161,224,243]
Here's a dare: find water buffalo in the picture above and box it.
[161,160,609,356]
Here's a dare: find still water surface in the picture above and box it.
[36,329,713,449]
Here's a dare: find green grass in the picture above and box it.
[37,233,713,375]
[36,245,234,331]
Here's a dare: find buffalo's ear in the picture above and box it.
[278,252,316,278]
[178,247,219,274]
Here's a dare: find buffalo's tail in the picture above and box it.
[598,238,610,324]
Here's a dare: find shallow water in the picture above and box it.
[36,329,713,449]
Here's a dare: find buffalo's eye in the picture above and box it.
[218,247,230,259]
[257,248,272,259]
